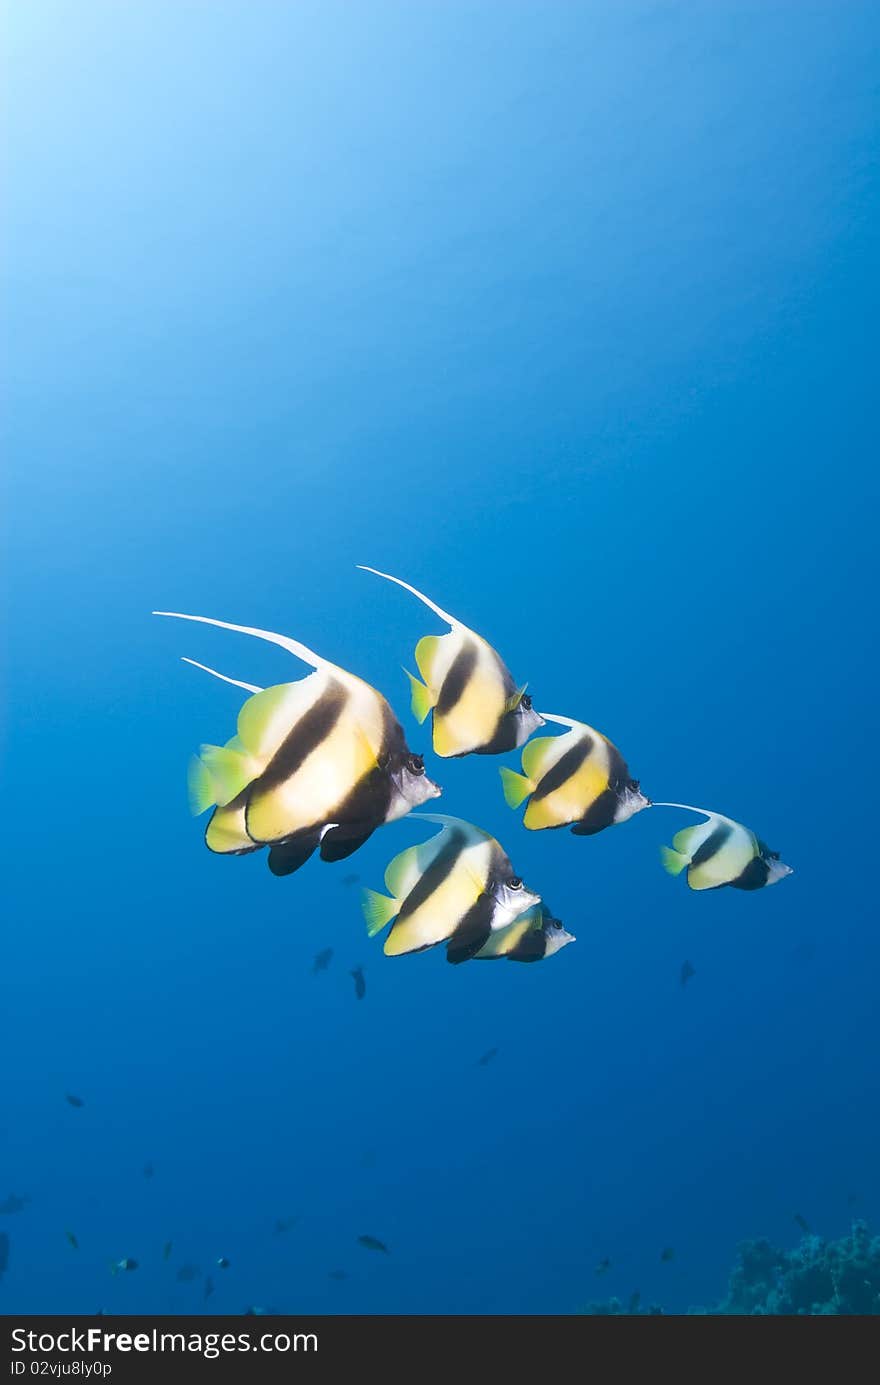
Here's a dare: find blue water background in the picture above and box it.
[3,2,879,1314]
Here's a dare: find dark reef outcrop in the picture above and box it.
[579,1221,880,1315]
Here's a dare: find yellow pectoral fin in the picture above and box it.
[205,797,259,854]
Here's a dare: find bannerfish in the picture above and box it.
[358,567,544,757]
[110,1258,138,1274]
[500,713,649,835]
[350,965,366,1000]
[655,804,792,892]
[153,613,441,868]
[357,1234,389,1254]
[65,1229,78,1250]
[466,904,575,965]
[680,960,696,987]
[362,814,541,962]
[312,948,334,974]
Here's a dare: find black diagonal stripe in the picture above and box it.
[445,893,494,964]
[507,930,547,962]
[730,856,769,891]
[570,788,618,835]
[398,827,469,919]
[253,681,349,793]
[690,821,733,867]
[530,735,593,803]
[435,641,479,716]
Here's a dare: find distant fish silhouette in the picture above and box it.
[163,1241,173,1261]
[847,1191,860,1208]
[351,966,366,1000]
[357,1234,389,1254]
[0,1233,9,1280]
[328,1269,348,1280]
[627,1290,641,1314]
[65,1093,85,1108]
[476,1048,499,1067]
[660,1247,675,1262]
[216,1257,231,1269]
[793,1213,811,1235]
[274,1217,297,1234]
[204,1276,214,1301]
[342,874,360,887]
[595,1257,611,1275]
[142,1162,155,1180]
[110,1258,137,1274]
[0,1194,29,1215]
[679,960,695,988]
[176,1262,201,1282]
[312,948,334,974]
[65,1229,79,1250]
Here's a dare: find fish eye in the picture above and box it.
[406,754,425,776]
[631,779,640,791]
[521,694,532,711]
[508,876,523,890]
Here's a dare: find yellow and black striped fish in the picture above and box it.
[358,567,544,758]
[500,712,649,835]
[362,814,541,962]
[656,803,792,891]
[467,903,575,965]
[153,612,441,874]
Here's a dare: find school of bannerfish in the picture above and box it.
[154,567,792,967]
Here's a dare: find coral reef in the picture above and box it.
[579,1222,880,1315]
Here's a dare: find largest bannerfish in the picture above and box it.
[500,713,650,834]
[362,814,541,962]
[655,804,792,892]
[358,567,544,757]
[153,612,441,873]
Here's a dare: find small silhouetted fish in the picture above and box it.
[791,940,816,965]
[0,1233,9,1280]
[111,1259,137,1274]
[329,1269,347,1281]
[595,1257,611,1275]
[351,966,366,1000]
[274,1218,297,1234]
[357,1234,389,1254]
[163,1241,172,1261]
[0,1194,29,1215]
[680,961,695,987]
[476,1047,499,1067]
[204,1276,214,1301]
[794,1214,811,1234]
[243,1306,267,1316]
[313,948,333,974]
[216,1257,230,1269]
[660,1247,675,1263]
[627,1290,641,1314]
[342,874,360,887]
[847,1191,860,1208]
[143,1162,155,1179]
[65,1230,78,1250]
[176,1262,200,1282]
[65,1093,85,1108]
